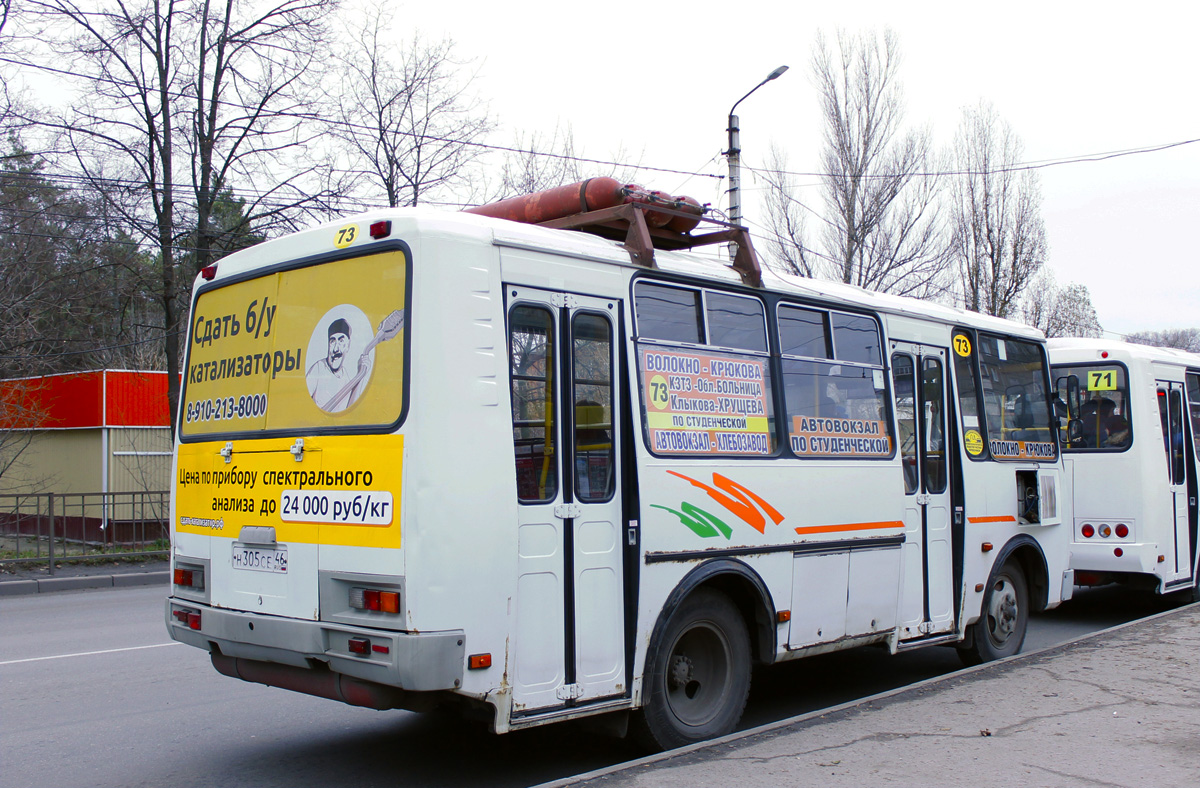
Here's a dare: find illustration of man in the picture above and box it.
[307,318,360,412]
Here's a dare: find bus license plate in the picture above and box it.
[231,545,288,574]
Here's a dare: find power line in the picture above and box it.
[0,328,182,363]
[743,138,1200,182]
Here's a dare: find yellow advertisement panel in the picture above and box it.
[182,250,408,436]
[174,434,403,549]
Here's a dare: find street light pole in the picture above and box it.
[726,65,788,259]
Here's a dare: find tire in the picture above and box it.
[958,559,1029,667]
[632,588,752,751]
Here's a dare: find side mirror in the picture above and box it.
[1054,374,1082,420]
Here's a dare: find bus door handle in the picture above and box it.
[916,494,931,506]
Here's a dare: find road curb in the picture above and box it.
[532,601,1198,788]
[113,572,170,589]
[0,570,169,596]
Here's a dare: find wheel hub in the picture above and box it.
[669,654,694,690]
[990,580,1018,641]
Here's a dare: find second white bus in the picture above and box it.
[1050,338,1200,599]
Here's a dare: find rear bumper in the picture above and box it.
[165,597,465,692]
[1069,542,1160,576]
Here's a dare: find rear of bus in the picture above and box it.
[165,216,468,710]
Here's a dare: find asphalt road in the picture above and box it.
[0,584,1183,788]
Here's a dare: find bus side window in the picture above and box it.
[892,353,918,494]
[510,306,558,502]
[572,312,614,502]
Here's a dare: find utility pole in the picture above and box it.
[726,65,788,259]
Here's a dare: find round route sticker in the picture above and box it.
[953,334,972,358]
[964,429,984,456]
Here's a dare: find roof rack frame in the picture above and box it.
[536,202,762,288]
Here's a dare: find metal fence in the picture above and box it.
[0,491,169,574]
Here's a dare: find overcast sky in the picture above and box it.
[393,0,1198,337]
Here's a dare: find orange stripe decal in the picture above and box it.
[794,520,904,535]
[967,515,1018,524]
[667,471,785,534]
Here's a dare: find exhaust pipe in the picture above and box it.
[210,653,409,710]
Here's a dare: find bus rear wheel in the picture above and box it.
[959,559,1029,667]
[633,588,751,751]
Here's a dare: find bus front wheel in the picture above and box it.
[633,588,751,751]
[959,559,1029,667]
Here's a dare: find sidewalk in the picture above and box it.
[0,557,169,595]
[543,602,1200,788]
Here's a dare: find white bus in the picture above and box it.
[166,188,1073,749]
[1049,338,1200,599]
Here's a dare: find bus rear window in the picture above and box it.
[181,249,409,438]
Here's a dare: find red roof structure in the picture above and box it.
[0,370,171,429]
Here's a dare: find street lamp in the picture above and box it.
[726,65,788,258]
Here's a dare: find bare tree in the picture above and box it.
[189,0,338,273]
[0,0,13,127]
[760,143,816,277]
[330,10,494,209]
[950,101,1046,318]
[495,125,587,197]
[1126,328,1200,352]
[764,29,949,296]
[489,123,643,202]
[19,0,338,435]
[1021,270,1101,338]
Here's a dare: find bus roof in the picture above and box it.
[202,207,1045,342]
[1048,337,1200,367]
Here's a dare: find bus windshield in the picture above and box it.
[955,331,1056,461]
[180,249,409,439]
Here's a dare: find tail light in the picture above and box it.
[174,566,205,590]
[1081,524,1095,538]
[1115,523,1129,538]
[349,587,401,614]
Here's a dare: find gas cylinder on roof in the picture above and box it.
[463,177,626,224]
[464,177,706,234]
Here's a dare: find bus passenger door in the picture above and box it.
[508,288,625,715]
[892,344,955,639]
[1157,383,1193,584]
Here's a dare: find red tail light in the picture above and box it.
[349,587,400,614]
[348,637,371,655]
[187,612,201,630]
[1081,524,1095,538]
[174,566,205,589]
[1115,523,1129,538]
